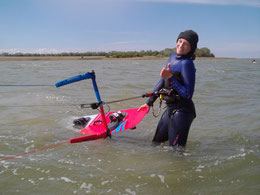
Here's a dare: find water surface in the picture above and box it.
[0,59,259,194]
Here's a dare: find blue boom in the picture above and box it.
[55,72,93,88]
[55,71,102,102]
[55,71,110,137]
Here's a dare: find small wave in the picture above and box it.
[25,144,35,153]
[227,152,246,160]
[60,177,77,183]
[208,69,226,73]
[150,174,169,188]
[195,165,205,172]
[80,182,93,193]
[125,188,136,195]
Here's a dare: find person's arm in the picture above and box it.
[169,60,195,100]
[145,77,164,106]
[138,77,164,111]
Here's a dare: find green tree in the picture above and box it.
[195,49,202,57]
[1,53,9,56]
[200,47,211,57]
[160,48,176,57]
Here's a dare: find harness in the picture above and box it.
[151,88,180,117]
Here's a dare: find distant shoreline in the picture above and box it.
[0,56,235,61]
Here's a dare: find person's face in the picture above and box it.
[176,38,191,56]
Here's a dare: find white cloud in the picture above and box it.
[0,43,149,54]
[0,48,63,54]
[137,0,260,7]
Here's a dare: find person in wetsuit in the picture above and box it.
[139,30,199,147]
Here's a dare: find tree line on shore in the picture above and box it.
[0,47,214,58]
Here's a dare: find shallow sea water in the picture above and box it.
[0,59,259,194]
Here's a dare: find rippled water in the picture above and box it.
[0,59,259,194]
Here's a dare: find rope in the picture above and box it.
[0,94,149,109]
[80,95,145,108]
[0,141,68,162]
[151,99,162,117]
[0,103,85,108]
[0,84,53,87]
[105,95,144,104]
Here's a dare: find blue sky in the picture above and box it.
[0,0,260,58]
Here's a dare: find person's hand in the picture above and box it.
[160,63,172,79]
[138,104,149,112]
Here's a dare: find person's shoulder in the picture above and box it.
[180,58,196,73]
[181,58,194,66]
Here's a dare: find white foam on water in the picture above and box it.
[125,188,136,195]
[60,177,77,183]
[101,180,109,185]
[125,168,135,171]
[158,175,165,183]
[196,165,205,172]
[28,179,36,185]
[25,144,35,153]
[227,153,246,160]
[58,159,76,165]
[12,168,18,175]
[48,178,55,181]
[80,182,93,193]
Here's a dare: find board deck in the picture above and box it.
[70,107,149,143]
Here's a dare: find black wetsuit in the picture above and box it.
[146,53,196,147]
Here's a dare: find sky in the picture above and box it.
[0,0,260,58]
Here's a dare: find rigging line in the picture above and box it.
[0,141,68,162]
[105,95,144,104]
[0,84,53,87]
[0,103,89,108]
[79,94,148,108]
[1,94,149,109]
[0,93,147,112]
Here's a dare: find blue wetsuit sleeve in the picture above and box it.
[169,60,195,100]
[146,77,164,106]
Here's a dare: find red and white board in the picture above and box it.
[70,107,149,143]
